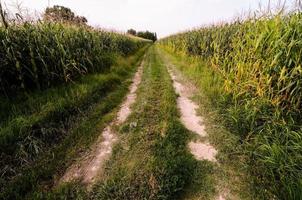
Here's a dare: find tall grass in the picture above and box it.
[0,19,150,198]
[0,22,147,95]
[0,44,150,199]
[159,8,302,200]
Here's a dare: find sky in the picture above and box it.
[1,0,294,38]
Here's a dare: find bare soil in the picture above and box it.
[61,59,145,186]
[168,68,217,162]
[167,64,226,200]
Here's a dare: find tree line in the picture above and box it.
[127,29,157,42]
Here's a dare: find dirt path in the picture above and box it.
[61,58,145,185]
[162,53,227,200]
[168,67,218,162]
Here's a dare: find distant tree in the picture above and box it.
[137,31,157,42]
[43,5,87,25]
[73,15,88,24]
[127,28,136,36]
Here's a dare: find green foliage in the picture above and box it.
[0,22,148,95]
[127,29,157,42]
[159,11,302,200]
[127,28,137,36]
[0,45,149,199]
[137,31,157,42]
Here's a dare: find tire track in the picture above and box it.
[60,57,145,186]
[167,65,218,162]
[161,51,227,200]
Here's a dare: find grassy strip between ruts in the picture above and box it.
[89,46,215,200]
[0,45,150,200]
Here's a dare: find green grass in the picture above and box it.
[158,10,302,198]
[89,46,215,200]
[158,47,258,200]
[0,45,150,200]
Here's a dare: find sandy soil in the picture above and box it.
[168,68,217,162]
[117,65,143,124]
[166,63,226,200]
[188,142,217,162]
[60,59,145,186]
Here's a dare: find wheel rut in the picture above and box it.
[162,54,226,200]
[167,67,218,162]
[60,58,145,186]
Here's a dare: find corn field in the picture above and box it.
[159,11,302,199]
[0,22,146,95]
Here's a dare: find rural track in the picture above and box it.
[60,47,230,199]
[158,48,228,200]
[61,56,146,186]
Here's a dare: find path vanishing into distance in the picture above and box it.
[2,3,301,199]
[55,46,253,199]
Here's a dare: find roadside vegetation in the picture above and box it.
[0,4,151,199]
[158,5,302,200]
[0,22,146,95]
[0,42,150,200]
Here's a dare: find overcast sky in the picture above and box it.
[1,0,294,37]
